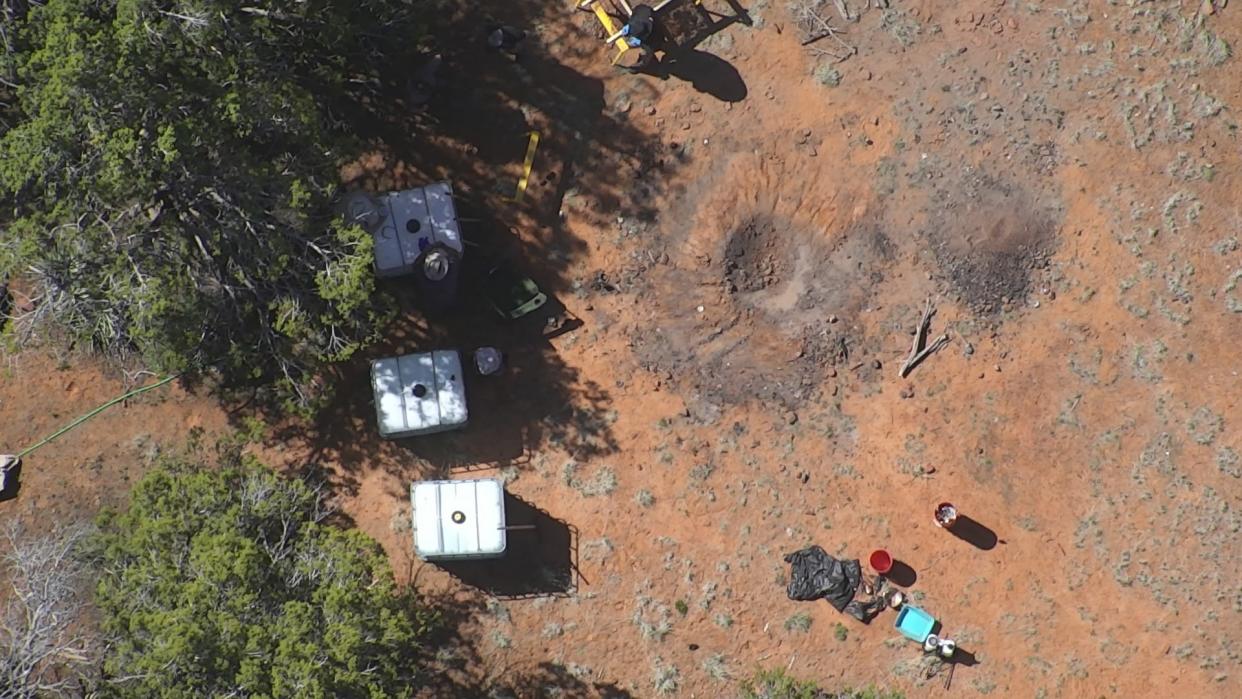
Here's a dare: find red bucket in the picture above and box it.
[869,549,894,575]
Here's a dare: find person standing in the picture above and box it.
[621,5,657,70]
[485,23,526,60]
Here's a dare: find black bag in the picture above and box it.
[783,545,861,612]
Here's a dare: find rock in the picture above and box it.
[681,122,691,130]
[900,386,914,399]
[964,342,975,356]
[690,103,702,113]
[872,359,883,370]
[646,106,657,115]
[785,411,798,425]
[925,466,936,475]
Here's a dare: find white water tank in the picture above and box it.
[367,182,464,278]
[411,479,507,560]
[370,350,468,438]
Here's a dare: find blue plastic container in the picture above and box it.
[894,605,936,642]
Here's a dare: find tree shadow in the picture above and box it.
[433,491,581,598]
[887,559,917,587]
[265,262,618,498]
[243,2,695,493]
[947,514,1000,551]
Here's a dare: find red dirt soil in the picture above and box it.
[4,1,1242,697]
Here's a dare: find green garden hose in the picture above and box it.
[13,374,180,460]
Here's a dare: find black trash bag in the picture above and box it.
[783,545,861,612]
[843,594,888,623]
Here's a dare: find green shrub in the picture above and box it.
[739,668,905,699]
[91,447,432,697]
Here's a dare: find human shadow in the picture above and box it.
[644,49,747,103]
[433,491,580,598]
[887,559,918,587]
[948,514,1000,551]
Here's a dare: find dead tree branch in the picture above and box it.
[789,0,857,60]
[0,521,99,698]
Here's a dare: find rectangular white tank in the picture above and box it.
[411,479,507,560]
[371,182,464,278]
[371,350,468,438]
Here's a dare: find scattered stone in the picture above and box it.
[646,105,657,115]
[964,342,975,356]
[925,466,936,475]
[872,359,883,370]
[785,411,798,425]
[900,386,914,399]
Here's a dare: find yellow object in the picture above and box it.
[511,131,541,203]
[589,3,632,63]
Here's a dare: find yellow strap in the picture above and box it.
[590,3,631,61]
[511,131,541,203]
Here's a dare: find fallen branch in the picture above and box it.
[791,0,857,57]
[900,333,950,378]
[898,298,950,378]
[832,0,855,23]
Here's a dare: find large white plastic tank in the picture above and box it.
[356,182,464,279]
[370,350,468,438]
[411,478,507,560]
